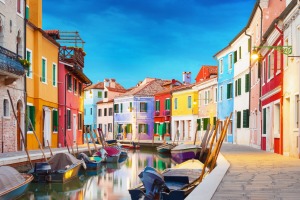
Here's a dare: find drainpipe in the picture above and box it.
[64,72,69,147]
[24,0,27,149]
[245,30,252,145]
[258,1,263,150]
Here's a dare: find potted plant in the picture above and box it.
[19,58,30,70]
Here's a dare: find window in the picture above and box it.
[129,102,133,112]
[120,103,123,113]
[114,104,119,113]
[268,52,274,80]
[3,99,9,117]
[67,109,71,129]
[197,119,201,130]
[154,123,159,134]
[126,124,132,133]
[174,98,178,109]
[262,60,266,84]
[204,90,210,105]
[98,124,102,129]
[235,78,241,96]
[109,108,113,116]
[78,113,82,130]
[236,111,241,128]
[227,83,233,99]
[276,44,282,74]
[108,123,112,132]
[104,108,107,116]
[155,100,160,111]
[52,63,57,86]
[214,87,218,103]
[138,124,148,134]
[117,124,123,133]
[243,109,249,128]
[27,105,35,131]
[140,102,147,112]
[234,50,237,63]
[104,91,108,98]
[165,99,170,110]
[165,122,170,134]
[296,95,299,129]
[245,74,250,92]
[26,49,32,78]
[41,58,47,83]
[17,0,21,13]
[248,38,251,52]
[73,79,77,94]
[90,108,92,115]
[98,91,102,98]
[187,96,192,108]
[220,86,223,101]
[228,54,232,70]
[78,83,82,96]
[67,74,72,91]
[219,58,223,74]
[52,109,58,132]
[239,46,242,59]
[98,109,102,117]
[202,118,210,131]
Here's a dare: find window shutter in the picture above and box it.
[53,110,58,132]
[138,124,141,133]
[145,103,147,112]
[163,123,166,134]
[227,84,231,99]
[238,78,241,95]
[235,80,238,97]
[243,109,249,128]
[29,106,35,129]
[245,74,250,92]
[145,124,148,133]
[248,38,251,52]
[239,46,242,59]
[26,5,30,19]
[121,103,123,113]
[234,51,237,63]
[52,64,56,86]
[42,59,46,82]
[114,104,117,113]
[197,119,201,131]
[203,118,209,130]
[213,117,216,125]
[154,123,157,134]
[237,111,241,128]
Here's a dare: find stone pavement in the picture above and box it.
[212,143,300,200]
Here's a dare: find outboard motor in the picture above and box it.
[139,167,169,200]
[78,152,93,163]
[34,162,51,182]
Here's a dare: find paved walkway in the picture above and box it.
[212,143,300,200]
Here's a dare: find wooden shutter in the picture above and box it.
[145,124,148,133]
[213,117,216,125]
[234,51,237,63]
[243,109,249,128]
[238,78,241,95]
[235,80,238,96]
[42,59,46,82]
[154,123,157,134]
[52,64,56,86]
[227,84,231,99]
[237,111,241,128]
[28,105,35,130]
[248,38,251,52]
[245,74,250,92]
[203,118,209,130]
[53,110,58,132]
[197,119,201,130]
[121,103,123,113]
[26,51,31,76]
[145,103,147,112]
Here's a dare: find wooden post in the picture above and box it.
[7,90,33,168]
[94,129,102,147]
[89,132,98,152]
[85,133,92,156]
[47,140,53,157]
[67,134,75,156]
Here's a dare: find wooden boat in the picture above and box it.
[121,141,140,149]
[29,152,83,183]
[77,152,102,170]
[0,166,34,200]
[170,144,201,163]
[94,146,121,163]
[157,143,176,154]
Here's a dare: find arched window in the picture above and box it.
[3,99,9,117]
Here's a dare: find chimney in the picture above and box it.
[104,78,109,87]
[110,78,116,88]
[182,72,191,85]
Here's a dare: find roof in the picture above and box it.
[63,63,92,84]
[84,80,126,91]
[96,99,114,104]
[195,65,218,82]
[106,86,127,93]
[171,83,196,93]
[84,82,104,90]
[45,30,60,39]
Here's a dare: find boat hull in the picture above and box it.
[171,147,200,163]
[157,144,175,154]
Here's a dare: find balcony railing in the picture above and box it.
[59,46,85,68]
[155,111,160,116]
[163,110,170,116]
[0,46,24,76]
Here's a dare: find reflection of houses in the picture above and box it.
[26,0,60,149]
[114,78,166,140]
[193,66,218,140]
[171,72,198,142]
[0,0,26,152]
[96,78,127,139]
[154,79,182,140]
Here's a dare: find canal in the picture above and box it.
[17,147,176,200]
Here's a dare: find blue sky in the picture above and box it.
[43,0,256,88]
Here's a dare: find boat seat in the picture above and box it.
[164,176,189,190]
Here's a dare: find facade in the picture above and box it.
[0,0,26,152]
[26,0,60,149]
[231,31,251,145]
[171,84,198,142]
[114,78,165,140]
[214,47,234,142]
[282,0,299,157]
[96,78,127,139]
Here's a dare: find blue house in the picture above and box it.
[214,47,234,143]
[114,78,166,140]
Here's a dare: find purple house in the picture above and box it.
[113,78,166,140]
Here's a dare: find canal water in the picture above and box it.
[17,147,176,200]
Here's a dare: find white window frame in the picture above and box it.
[41,57,47,84]
[219,58,223,74]
[26,49,33,78]
[16,0,24,18]
[174,98,178,110]
[3,98,10,118]
[228,54,232,70]
[214,87,217,103]
[204,90,210,105]
[52,62,57,87]
[220,86,223,102]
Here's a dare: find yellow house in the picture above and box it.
[171,84,198,142]
[26,0,60,149]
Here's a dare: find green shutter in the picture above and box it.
[158,124,163,135]
[26,5,30,20]
[213,117,216,125]
[235,80,238,97]
[237,111,241,128]
[138,124,141,133]
[121,103,123,113]
[154,123,157,134]
[234,51,237,63]
[227,84,231,99]
[42,59,46,82]
[243,109,249,128]
[203,118,209,130]
[130,102,132,112]
[167,99,170,110]
[98,91,102,98]
[52,64,56,86]
[238,78,241,95]
[145,103,147,111]
[28,105,35,130]
[197,119,201,131]
[245,74,250,92]
[53,110,58,132]
[26,51,31,77]
[239,46,242,59]
[145,124,148,133]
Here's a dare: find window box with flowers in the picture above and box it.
[19,58,30,70]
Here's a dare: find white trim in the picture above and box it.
[228,54,232,70]
[260,86,281,101]
[219,58,224,74]
[59,61,73,68]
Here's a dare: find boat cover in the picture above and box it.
[0,166,25,193]
[172,144,200,151]
[48,153,81,171]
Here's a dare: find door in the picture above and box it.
[43,107,51,147]
[73,114,77,144]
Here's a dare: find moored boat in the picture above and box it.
[156,143,176,154]
[78,152,102,170]
[170,144,201,163]
[0,166,34,200]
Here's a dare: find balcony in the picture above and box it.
[59,46,85,68]
[155,111,160,116]
[163,110,170,116]
[0,46,24,84]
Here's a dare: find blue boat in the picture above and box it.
[78,152,102,170]
[0,166,33,200]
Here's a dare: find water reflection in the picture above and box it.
[18,148,175,200]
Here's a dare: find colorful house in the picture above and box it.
[0,0,26,152]
[96,78,127,139]
[113,78,166,140]
[282,0,299,157]
[26,0,60,149]
[154,80,182,141]
[214,47,234,142]
[193,66,218,140]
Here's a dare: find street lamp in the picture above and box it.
[251,46,292,61]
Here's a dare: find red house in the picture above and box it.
[195,65,218,83]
